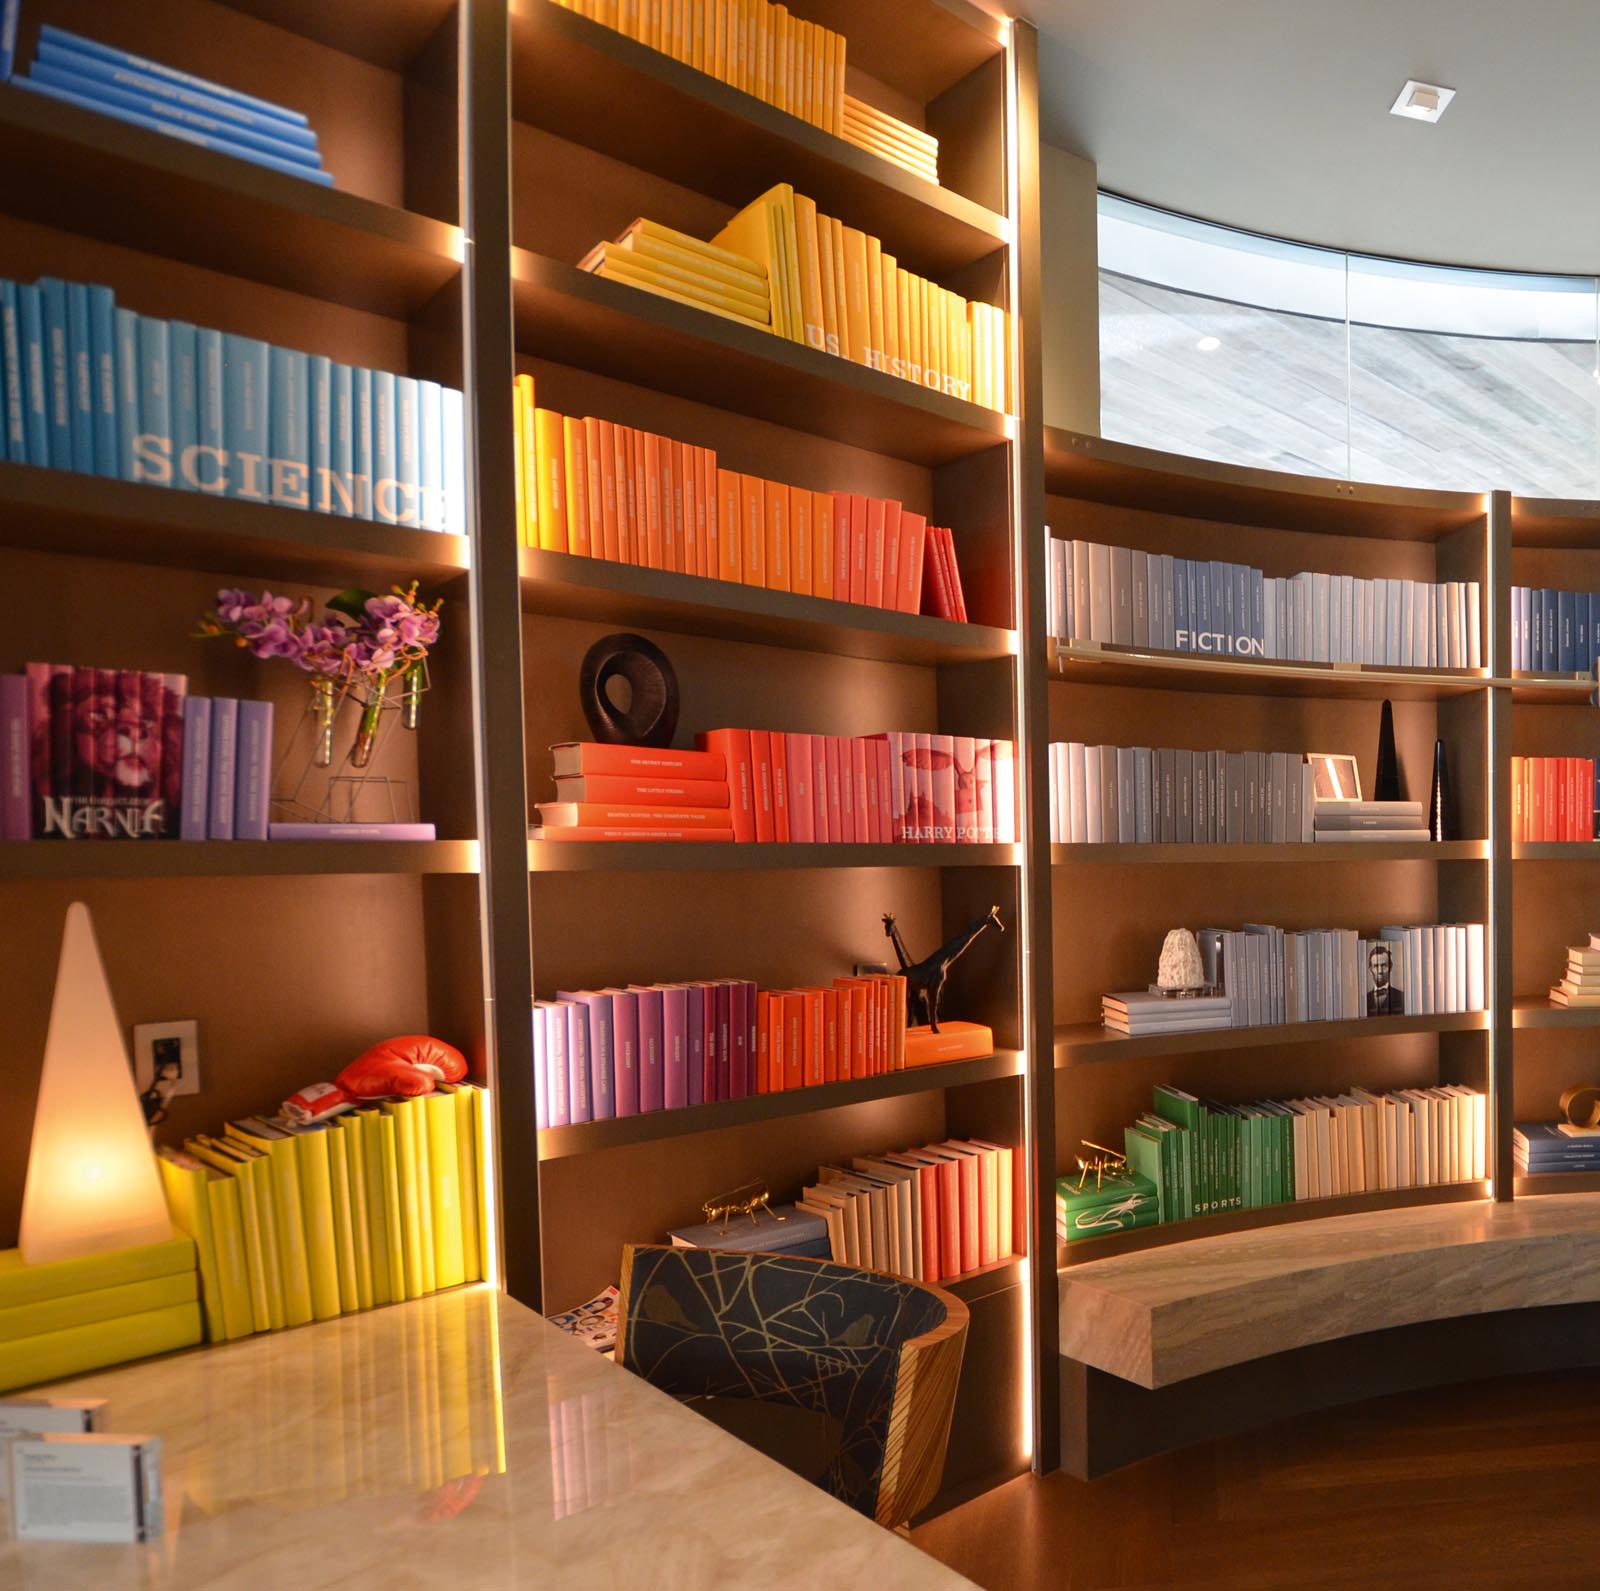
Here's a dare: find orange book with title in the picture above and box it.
[812,489,834,599]
[716,468,743,582]
[535,803,732,830]
[741,473,766,587]
[789,488,813,596]
[593,418,619,560]
[764,481,790,592]
[551,741,727,780]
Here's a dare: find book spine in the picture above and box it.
[663,985,689,1109]
[222,334,269,502]
[611,991,640,1116]
[393,374,421,527]
[17,284,48,466]
[323,361,353,516]
[64,282,95,474]
[0,281,25,463]
[132,314,172,489]
[0,673,26,839]
[307,354,332,514]
[208,698,238,840]
[565,1002,592,1125]
[268,345,310,509]
[443,386,466,535]
[37,277,71,469]
[167,320,198,494]
[233,701,272,840]
[179,697,212,841]
[86,284,118,477]
[352,367,373,519]
[540,1007,569,1129]
[0,0,16,80]
[111,307,140,481]
[158,673,185,837]
[417,378,443,531]
[371,371,398,523]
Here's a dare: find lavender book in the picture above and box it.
[268,822,437,841]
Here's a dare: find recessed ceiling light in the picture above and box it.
[1195,335,1221,352]
[1390,79,1456,123]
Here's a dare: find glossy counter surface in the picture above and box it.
[0,1285,976,1589]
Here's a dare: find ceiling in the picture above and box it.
[1026,0,1600,275]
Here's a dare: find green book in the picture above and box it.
[1122,1126,1168,1223]
[0,1301,203,1396]
[1055,1171,1158,1241]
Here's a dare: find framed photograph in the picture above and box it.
[1307,753,1362,802]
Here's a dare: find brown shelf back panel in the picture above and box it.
[0,840,477,880]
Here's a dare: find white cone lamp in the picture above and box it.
[19,903,172,1265]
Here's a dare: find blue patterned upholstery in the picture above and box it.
[616,1245,957,1519]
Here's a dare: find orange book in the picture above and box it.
[781,991,803,1089]
[822,986,839,1082]
[756,991,772,1093]
[678,442,699,576]
[563,416,591,557]
[554,773,730,806]
[789,488,813,596]
[611,423,635,563]
[881,500,902,607]
[864,234,884,372]
[594,418,620,560]
[967,1139,1014,1259]
[864,496,887,608]
[764,480,790,592]
[699,446,717,577]
[840,226,872,369]
[812,488,834,600]
[833,983,854,1079]
[772,5,789,113]
[535,803,733,829]
[716,467,743,582]
[741,473,766,586]
[769,730,790,842]
[945,1141,997,1267]
[531,826,733,843]
[817,207,842,358]
[642,431,664,567]
[584,416,607,555]
[533,408,567,552]
[694,727,755,841]
[827,216,849,358]
[880,250,900,376]
[658,434,680,572]
[847,494,868,604]
[551,741,728,779]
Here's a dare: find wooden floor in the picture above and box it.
[913,1369,1600,1590]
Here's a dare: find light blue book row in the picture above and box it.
[0,274,465,533]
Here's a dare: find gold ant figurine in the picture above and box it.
[701,1180,790,1235]
[1070,1141,1129,1193]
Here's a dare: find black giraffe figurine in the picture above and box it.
[882,905,1004,1032]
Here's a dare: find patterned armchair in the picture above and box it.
[615,1244,969,1529]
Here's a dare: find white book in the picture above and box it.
[1068,741,1088,844]
[1311,571,1330,662]
[1399,579,1415,666]
[1083,746,1103,843]
[1088,542,1112,641]
[1467,922,1485,1011]
[1131,551,1149,648]
[1048,536,1067,638]
[1384,577,1403,664]
[1355,578,1370,664]
[1372,579,1387,666]
[1110,544,1133,644]
[1072,540,1093,642]
[1442,925,1458,1014]
[1466,581,1482,667]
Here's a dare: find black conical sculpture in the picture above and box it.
[1429,739,1456,841]
[1374,699,1402,801]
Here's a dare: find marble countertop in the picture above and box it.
[0,1285,977,1590]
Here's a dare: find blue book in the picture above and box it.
[195,328,224,489]
[15,284,45,465]
[34,37,322,150]
[179,697,212,841]
[325,362,353,517]
[208,697,238,840]
[667,1205,829,1258]
[168,321,198,494]
[221,333,269,503]
[417,378,442,531]
[267,345,310,509]
[307,355,332,514]
[0,282,24,463]
[136,316,171,487]
[64,282,94,474]
[1528,589,1542,672]
[370,369,397,524]
[233,699,273,840]
[1251,567,1264,652]
[1173,557,1191,651]
[9,79,335,187]
[36,277,71,469]
[37,25,312,127]
[113,308,141,482]
[1542,589,1559,671]
[1559,590,1576,673]
[1578,593,1593,676]
[28,59,325,171]
[441,385,464,535]
[1592,593,1600,678]
[393,375,420,527]
[0,0,16,81]
[352,366,373,520]
[87,285,117,477]
[1231,563,1250,654]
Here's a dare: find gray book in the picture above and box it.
[1243,753,1260,844]
[1089,542,1112,641]
[1134,748,1154,843]
[1158,747,1176,842]
[1285,753,1301,841]
[1160,554,1177,650]
[1067,741,1087,843]
[1196,751,1211,842]
[1073,540,1093,642]
[1208,750,1223,842]
[1132,552,1149,648]
[1099,744,1118,843]
[1111,545,1134,645]
[1082,745,1103,842]
[1175,749,1193,843]
[1225,751,1246,843]
[1116,746,1136,843]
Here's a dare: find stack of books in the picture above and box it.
[582,186,1012,411]
[841,93,938,183]
[1056,1170,1159,1242]
[1548,936,1600,1007]
[1100,991,1231,1037]
[549,0,847,137]
[1511,586,1600,673]
[511,375,967,618]
[0,275,465,529]
[9,25,332,186]
[1513,1122,1600,1176]
[1047,533,1482,669]
[1513,756,1597,841]
[800,1138,1014,1283]
[1312,799,1426,843]
[157,1086,489,1343]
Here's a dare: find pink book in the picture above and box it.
[786,733,814,842]
[931,733,956,842]
[827,735,845,842]
[603,988,641,1116]
[913,732,939,843]
[953,735,977,842]
[770,732,790,842]
[749,729,775,843]
[850,737,868,842]
[629,985,665,1112]
[973,739,995,843]
[882,733,909,842]
[727,981,749,1100]
[862,736,881,842]
[661,984,689,1110]
[810,734,828,842]
[743,980,759,1095]
[71,668,98,836]
[25,663,65,839]
[882,501,903,609]
[0,674,26,839]
[992,739,1016,843]
[707,980,729,1102]
[874,736,892,844]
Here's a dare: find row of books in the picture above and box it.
[510,375,967,618]
[0,274,464,529]
[156,1086,488,1343]
[533,972,920,1128]
[583,190,1010,410]
[1511,587,1600,674]
[1547,934,1600,1009]
[1047,536,1483,669]
[1512,756,1597,842]
[6,24,331,186]
[1515,1122,1600,1175]
[1058,1082,1487,1239]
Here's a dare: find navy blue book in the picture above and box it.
[1559,590,1576,674]
[1542,589,1559,671]
[667,1205,830,1258]
[0,0,17,81]
[1173,558,1191,651]
[1578,592,1594,676]
[1514,1123,1600,1162]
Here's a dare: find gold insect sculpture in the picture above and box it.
[701,1180,789,1235]
[1071,1140,1128,1193]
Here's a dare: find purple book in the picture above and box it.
[72,667,98,836]
[1,674,28,839]
[539,1003,570,1128]
[564,1001,593,1124]
[711,981,731,1103]
[160,673,187,836]
[630,986,665,1113]
[727,981,747,1102]
[268,822,437,841]
[209,697,238,839]
[605,989,640,1117]
[26,663,71,839]
[234,698,273,840]
[685,984,705,1109]
[558,991,615,1122]
[663,984,689,1111]
[532,1001,548,1130]
[179,697,211,840]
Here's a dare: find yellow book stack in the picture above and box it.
[550,0,846,136]
[840,94,939,184]
[580,218,771,333]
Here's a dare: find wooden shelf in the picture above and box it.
[520,546,1012,663]
[1053,841,1485,866]
[0,463,470,585]
[1508,671,1594,702]
[0,840,478,880]
[1515,843,1600,859]
[511,249,1008,466]
[1044,428,1486,542]
[1050,641,1487,702]
[1515,1173,1600,1195]
[1056,1010,1487,1066]
[509,0,1006,278]
[1058,1181,1489,1267]
[1512,999,1600,1029]
[529,838,1019,872]
[943,1255,1023,1303]
[221,0,458,70]
[0,83,461,318]
[536,1049,1023,1159]
[1510,495,1600,550]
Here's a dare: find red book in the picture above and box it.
[864,497,887,608]
[862,736,881,843]
[782,992,804,1089]
[940,527,969,621]
[553,741,726,780]
[770,732,790,842]
[898,512,927,614]
[699,447,718,580]
[874,737,892,845]
[694,730,755,841]
[1529,759,1544,841]
[803,988,824,1086]
[850,737,869,843]
[924,526,955,619]
[831,490,851,599]
[881,501,903,608]
[822,987,840,1083]
[848,494,868,605]
[749,729,775,842]
[756,991,772,1093]
[823,735,842,842]
[836,736,855,841]
[554,774,730,806]
[918,1151,962,1277]
[1544,759,1559,843]
[785,733,814,842]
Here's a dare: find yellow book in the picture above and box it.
[709,184,798,340]
[1000,305,1012,411]
[905,269,922,383]
[365,1109,406,1306]
[777,192,804,344]
[0,1302,202,1397]
[159,1149,252,1342]
[516,372,538,545]
[597,259,773,331]
[225,1118,314,1328]
[410,1097,437,1294]
[533,407,568,553]
[617,216,767,282]
[472,1087,491,1285]
[880,249,900,376]
[772,5,788,113]
[186,1136,275,1332]
[0,1236,191,1311]
[754,0,770,103]
[709,0,725,80]
[817,207,841,356]
[864,233,885,372]
[953,289,972,401]
[156,1148,224,1343]
[325,1128,361,1315]
[968,302,985,410]
[511,380,526,543]
[0,1269,195,1345]
[281,1125,341,1323]
[424,1090,466,1290]
[449,1085,483,1284]
[831,27,845,133]
[337,1115,375,1311]
[796,17,815,124]
[844,98,939,157]
[840,225,872,369]
[690,0,705,71]
[827,215,849,357]
[384,1100,426,1301]
[602,240,770,316]
[563,415,592,557]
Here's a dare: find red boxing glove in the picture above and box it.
[337,1035,468,1100]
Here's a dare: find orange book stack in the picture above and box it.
[534,741,734,842]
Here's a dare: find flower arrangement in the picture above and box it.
[196,582,442,767]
